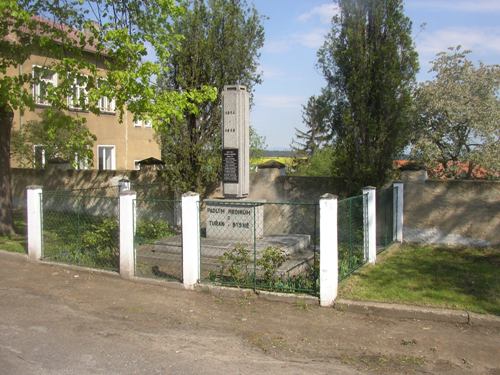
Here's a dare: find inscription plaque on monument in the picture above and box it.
[222,148,239,183]
[222,85,249,198]
[205,200,264,239]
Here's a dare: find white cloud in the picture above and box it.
[418,27,500,57]
[264,28,329,53]
[298,3,340,24]
[255,95,306,109]
[409,0,500,12]
[261,65,285,80]
[294,28,329,49]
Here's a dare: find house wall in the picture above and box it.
[10,53,161,170]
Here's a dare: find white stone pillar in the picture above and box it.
[393,181,404,243]
[182,192,200,289]
[27,186,43,261]
[119,190,136,278]
[362,186,376,264]
[320,193,338,307]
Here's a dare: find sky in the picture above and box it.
[249,0,500,150]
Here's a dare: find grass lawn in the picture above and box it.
[0,210,26,254]
[339,244,500,315]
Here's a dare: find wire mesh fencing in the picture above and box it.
[134,198,182,281]
[41,191,119,271]
[199,200,319,295]
[338,194,368,280]
[376,186,395,252]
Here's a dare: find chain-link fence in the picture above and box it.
[199,200,319,295]
[376,186,395,252]
[134,198,182,281]
[41,190,119,271]
[338,194,368,280]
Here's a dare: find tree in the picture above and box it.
[0,1,216,235]
[317,0,418,193]
[293,147,335,177]
[11,109,96,168]
[291,93,331,158]
[249,125,267,160]
[411,47,500,178]
[158,0,264,195]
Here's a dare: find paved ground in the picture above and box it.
[1,251,499,375]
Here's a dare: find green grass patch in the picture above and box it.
[339,244,500,315]
[0,210,27,254]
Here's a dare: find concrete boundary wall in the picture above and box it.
[404,180,500,247]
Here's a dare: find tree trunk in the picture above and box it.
[0,105,15,236]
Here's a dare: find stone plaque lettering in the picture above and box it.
[223,148,239,183]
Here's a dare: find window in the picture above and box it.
[97,145,116,170]
[134,160,141,170]
[74,153,90,170]
[98,80,116,113]
[98,95,116,113]
[32,66,57,106]
[33,145,45,169]
[68,75,88,109]
[133,118,152,128]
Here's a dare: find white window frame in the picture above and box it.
[133,117,152,128]
[134,160,141,170]
[32,65,57,106]
[97,79,116,114]
[74,152,90,170]
[68,74,88,110]
[33,144,45,168]
[97,145,116,170]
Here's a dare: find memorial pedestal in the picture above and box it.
[205,199,265,240]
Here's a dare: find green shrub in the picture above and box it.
[136,219,175,244]
[218,244,252,285]
[80,218,119,267]
[257,246,287,284]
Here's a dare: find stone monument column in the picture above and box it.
[222,85,249,198]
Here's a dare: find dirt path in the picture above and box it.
[0,252,499,374]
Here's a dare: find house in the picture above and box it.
[6,19,161,171]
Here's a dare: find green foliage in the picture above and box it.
[135,219,175,244]
[250,126,267,159]
[256,246,287,283]
[411,47,500,177]
[218,243,252,285]
[11,109,96,168]
[210,243,318,295]
[293,147,335,176]
[291,94,330,158]
[157,0,265,195]
[316,0,418,193]
[0,0,218,234]
[80,218,119,267]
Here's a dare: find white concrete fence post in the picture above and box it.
[119,190,136,278]
[362,186,377,264]
[319,193,338,307]
[27,185,43,261]
[393,181,404,243]
[182,192,200,290]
